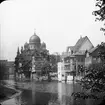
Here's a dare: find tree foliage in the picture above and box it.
[93,0,105,34]
[41,54,59,75]
[98,42,105,62]
[72,43,105,100]
[81,42,105,92]
[81,63,105,92]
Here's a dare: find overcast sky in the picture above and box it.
[0,0,105,61]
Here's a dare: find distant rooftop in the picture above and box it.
[67,36,94,53]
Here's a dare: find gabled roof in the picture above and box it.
[89,46,98,53]
[67,36,93,53]
[66,46,74,52]
[74,36,88,52]
[90,42,105,54]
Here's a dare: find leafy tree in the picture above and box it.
[98,42,105,62]
[81,43,105,92]
[81,63,105,92]
[41,59,51,81]
[72,1,105,100]
[41,54,60,81]
[93,0,105,34]
[41,54,59,74]
[72,43,105,101]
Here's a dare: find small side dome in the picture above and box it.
[24,42,28,47]
[29,33,40,44]
[41,42,46,49]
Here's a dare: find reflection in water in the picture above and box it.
[57,82,75,105]
[2,80,101,105]
[31,82,51,105]
[58,83,67,105]
[58,82,62,104]
[32,83,35,104]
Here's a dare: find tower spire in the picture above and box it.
[21,46,23,53]
[17,47,20,55]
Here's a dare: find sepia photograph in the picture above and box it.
[0,0,105,105]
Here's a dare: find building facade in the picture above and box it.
[58,36,95,82]
[0,60,15,79]
[15,32,49,79]
[7,61,15,79]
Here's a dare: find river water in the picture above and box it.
[2,80,101,105]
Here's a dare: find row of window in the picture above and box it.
[77,58,84,62]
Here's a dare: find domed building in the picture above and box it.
[15,32,49,79]
[29,33,41,50]
[24,42,29,50]
[41,42,46,50]
[21,32,47,52]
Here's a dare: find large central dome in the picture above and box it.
[29,33,41,44]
